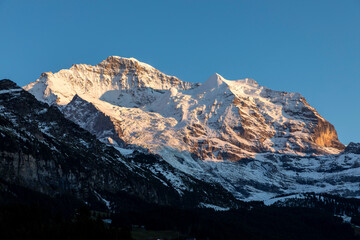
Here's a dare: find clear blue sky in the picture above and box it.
[0,0,359,144]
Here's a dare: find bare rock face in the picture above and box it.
[344,142,360,154]
[97,56,193,90]
[312,119,344,150]
[231,89,345,155]
[62,94,125,146]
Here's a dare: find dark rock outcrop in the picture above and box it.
[344,142,360,154]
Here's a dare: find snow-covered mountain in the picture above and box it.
[24,56,359,200]
[0,79,240,210]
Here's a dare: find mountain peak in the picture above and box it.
[199,74,259,92]
[209,73,225,81]
[99,56,155,71]
[196,73,227,93]
[207,73,227,86]
[24,56,195,106]
[0,79,20,90]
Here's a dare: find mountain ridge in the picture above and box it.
[24,56,344,157]
[22,57,359,201]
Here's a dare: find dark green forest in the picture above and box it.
[0,184,359,240]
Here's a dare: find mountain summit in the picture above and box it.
[24,56,194,106]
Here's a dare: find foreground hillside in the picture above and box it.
[0,185,359,240]
[1,77,360,239]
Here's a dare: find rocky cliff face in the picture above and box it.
[0,79,239,209]
[344,142,360,154]
[62,94,125,146]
